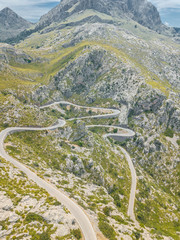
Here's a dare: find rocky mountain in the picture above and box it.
[0,0,180,239]
[0,7,32,42]
[37,0,163,31]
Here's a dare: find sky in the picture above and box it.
[0,0,179,27]
[150,0,180,27]
[0,0,60,22]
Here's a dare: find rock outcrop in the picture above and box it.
[0,43,33,64]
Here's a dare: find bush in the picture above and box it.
[54,201,61,206]
[0,220,7,230]
[39,232,50,240]
[62,154,67,160]
[51,159,60,170]
[113,129,118,133]
[112,194,121,208]
[164,128,174,138]
[137,212,146,224]
[3,123,9,128]
[98,213,109,222]
[103,206,112,216]
[25,212,45,223]
[33,162,39,167]
[77,141,83,147]
[71,155,78,162]
[112,215,126,224]
[134,230,141,239]
[71,229,82,239]
[98,221,116,240]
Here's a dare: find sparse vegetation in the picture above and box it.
[0,2,179,239]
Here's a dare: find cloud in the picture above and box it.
[164,21,170,27]
[0,1,60,22]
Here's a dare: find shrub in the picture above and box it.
[0,220,7,230]
[33,162,39,167]
[113,129,118,133]
[77,141,83,147]
[134,230,141,239]
[112,215,126,224]
[54,201,61,206]
[103,206,112,216]
[39,232,51,240]
[98,221,116,240]
[137,212,146,224]
[71,155,77,162]
[173,220,180,228]
[98,213,109,222]
[3,123,9,128]
[25,212,45,223]
[71,229,82,239]
[62,154,67,160]
[112,194,121,208]
[51,159,60,170]
[164,128,174,138]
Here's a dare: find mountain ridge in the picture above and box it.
[37,0,163,31]
[3,0,179,44]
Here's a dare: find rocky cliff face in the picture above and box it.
[127,0,162,29]
[0,7,32,42]
[38,0,162,31]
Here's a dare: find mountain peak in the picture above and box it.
[0,7,32,42]
[0,7,31,25]
[1,7,13,13]
[38,0,162,31]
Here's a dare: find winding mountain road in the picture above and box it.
[0,101,137,239]
[86,125,136,222]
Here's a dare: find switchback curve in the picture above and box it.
[0,101,137,240]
